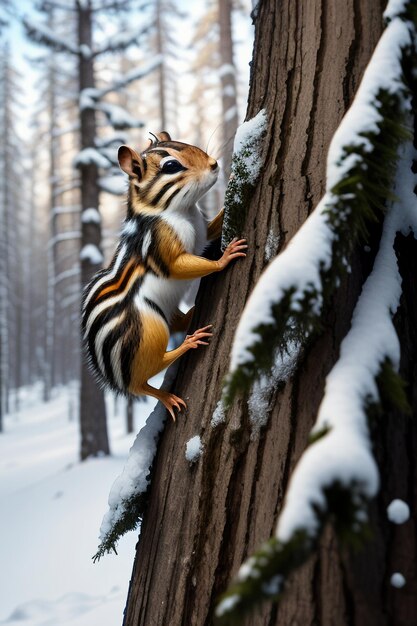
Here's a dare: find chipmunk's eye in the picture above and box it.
[160,159,185,174]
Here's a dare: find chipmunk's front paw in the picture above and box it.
[162,393,186,422]
[185,324,213,349]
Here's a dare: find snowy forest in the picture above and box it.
[1,0,417,625]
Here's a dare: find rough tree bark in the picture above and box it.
[77,0,109,460]
[123,1,416,624]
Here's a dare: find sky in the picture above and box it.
[5,1,255,142]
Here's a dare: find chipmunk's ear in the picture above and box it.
[156,131,171,142]
[118,145,145,180]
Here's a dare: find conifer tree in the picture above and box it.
[24,0,161,459]
[0,41,26,418]
[94,1,417,625]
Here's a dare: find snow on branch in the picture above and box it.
[80,244,103,265]
[79,56,162,110]
[51,204,80,218]
[97,102,145,130]
[92,20,154,57]
[99,175,127,195]
[221,109,268,250]
[73,147,112,170]
[216,140,415,623]
[24,15,155,60]
[48,230,81,247]
[93,365,179,561]
[224,5,416,405]
[23,17,79,55]
[39,1,78,11]
[215,4,417,620]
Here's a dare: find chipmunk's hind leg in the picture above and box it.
[130,320,213,421]
[141,383,186,422]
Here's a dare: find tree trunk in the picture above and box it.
[218,0,238,181]
[0,46,11,420]
[44,17,58,402]
[156,0,166,130]
[126,397,134,435]
[77,0,109,460]
[123,1,416,625]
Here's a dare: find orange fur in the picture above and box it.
[95,259,136,299]
[128,312,192,395]
[169,254,220,280]
[128,312,170,392]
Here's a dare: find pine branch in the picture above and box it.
[92,490,149,562]
[91,0,149,11]
[217,226,411,619]
[93,365,179,561]
[216,487,369,625]
[216,3,417,622]
[79,55,162,108]
[23,17,79,55]
[217,360,409,624]
[92,20,154,57]
[97,102,145,130]
[37,1,78,11]
[224,5,416,405]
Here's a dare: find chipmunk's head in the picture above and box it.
[118,131,219,217]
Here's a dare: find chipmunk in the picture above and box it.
[81,131,247,420]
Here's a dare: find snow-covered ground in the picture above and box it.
[0,382,158,626]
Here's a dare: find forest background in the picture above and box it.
[0,1,253,623]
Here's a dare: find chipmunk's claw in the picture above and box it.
[185,324,214,349]
[161,392,187,422]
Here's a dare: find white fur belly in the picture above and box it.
[137,273,191,321]
[137,208,209,321]
[162,208,208,254]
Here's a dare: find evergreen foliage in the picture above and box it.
[216,2,417,622]
[216,366,405,623]
[216,485,369,625]
[92,491,148,562]
[221,110,267,250]
[224,7,416,405]
[93,367,178,562]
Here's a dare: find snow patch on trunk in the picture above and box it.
[387,499,410,524]
[185,435,203,463]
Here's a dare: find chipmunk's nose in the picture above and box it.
[209,157,218,171]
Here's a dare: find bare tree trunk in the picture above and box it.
[123,1,417,625]
[44,21,58,402]
[0,45,11,419]
[156,0,166,130]
[126,396,134,435]
[218,0,238,181]
[77,0,109,460]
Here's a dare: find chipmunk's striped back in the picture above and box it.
[82,241,142,392]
